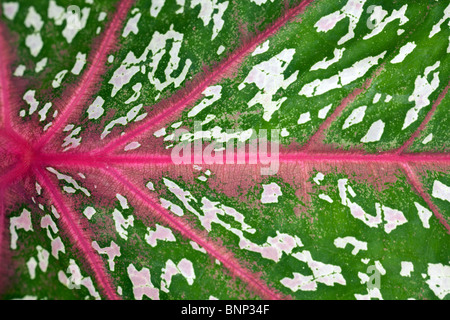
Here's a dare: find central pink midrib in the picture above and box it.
[34,0,135,150]
[34,167,120,300]
[96,0,315,155]
[36,149,450,235]
[107,167,283,300]
[279,152,450,163]
[36,151,450,167]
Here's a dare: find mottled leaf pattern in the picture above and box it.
[0,0,449,300]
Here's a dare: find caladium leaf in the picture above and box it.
[0,0,449,300]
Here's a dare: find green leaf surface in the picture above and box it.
[0,0,449,300]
